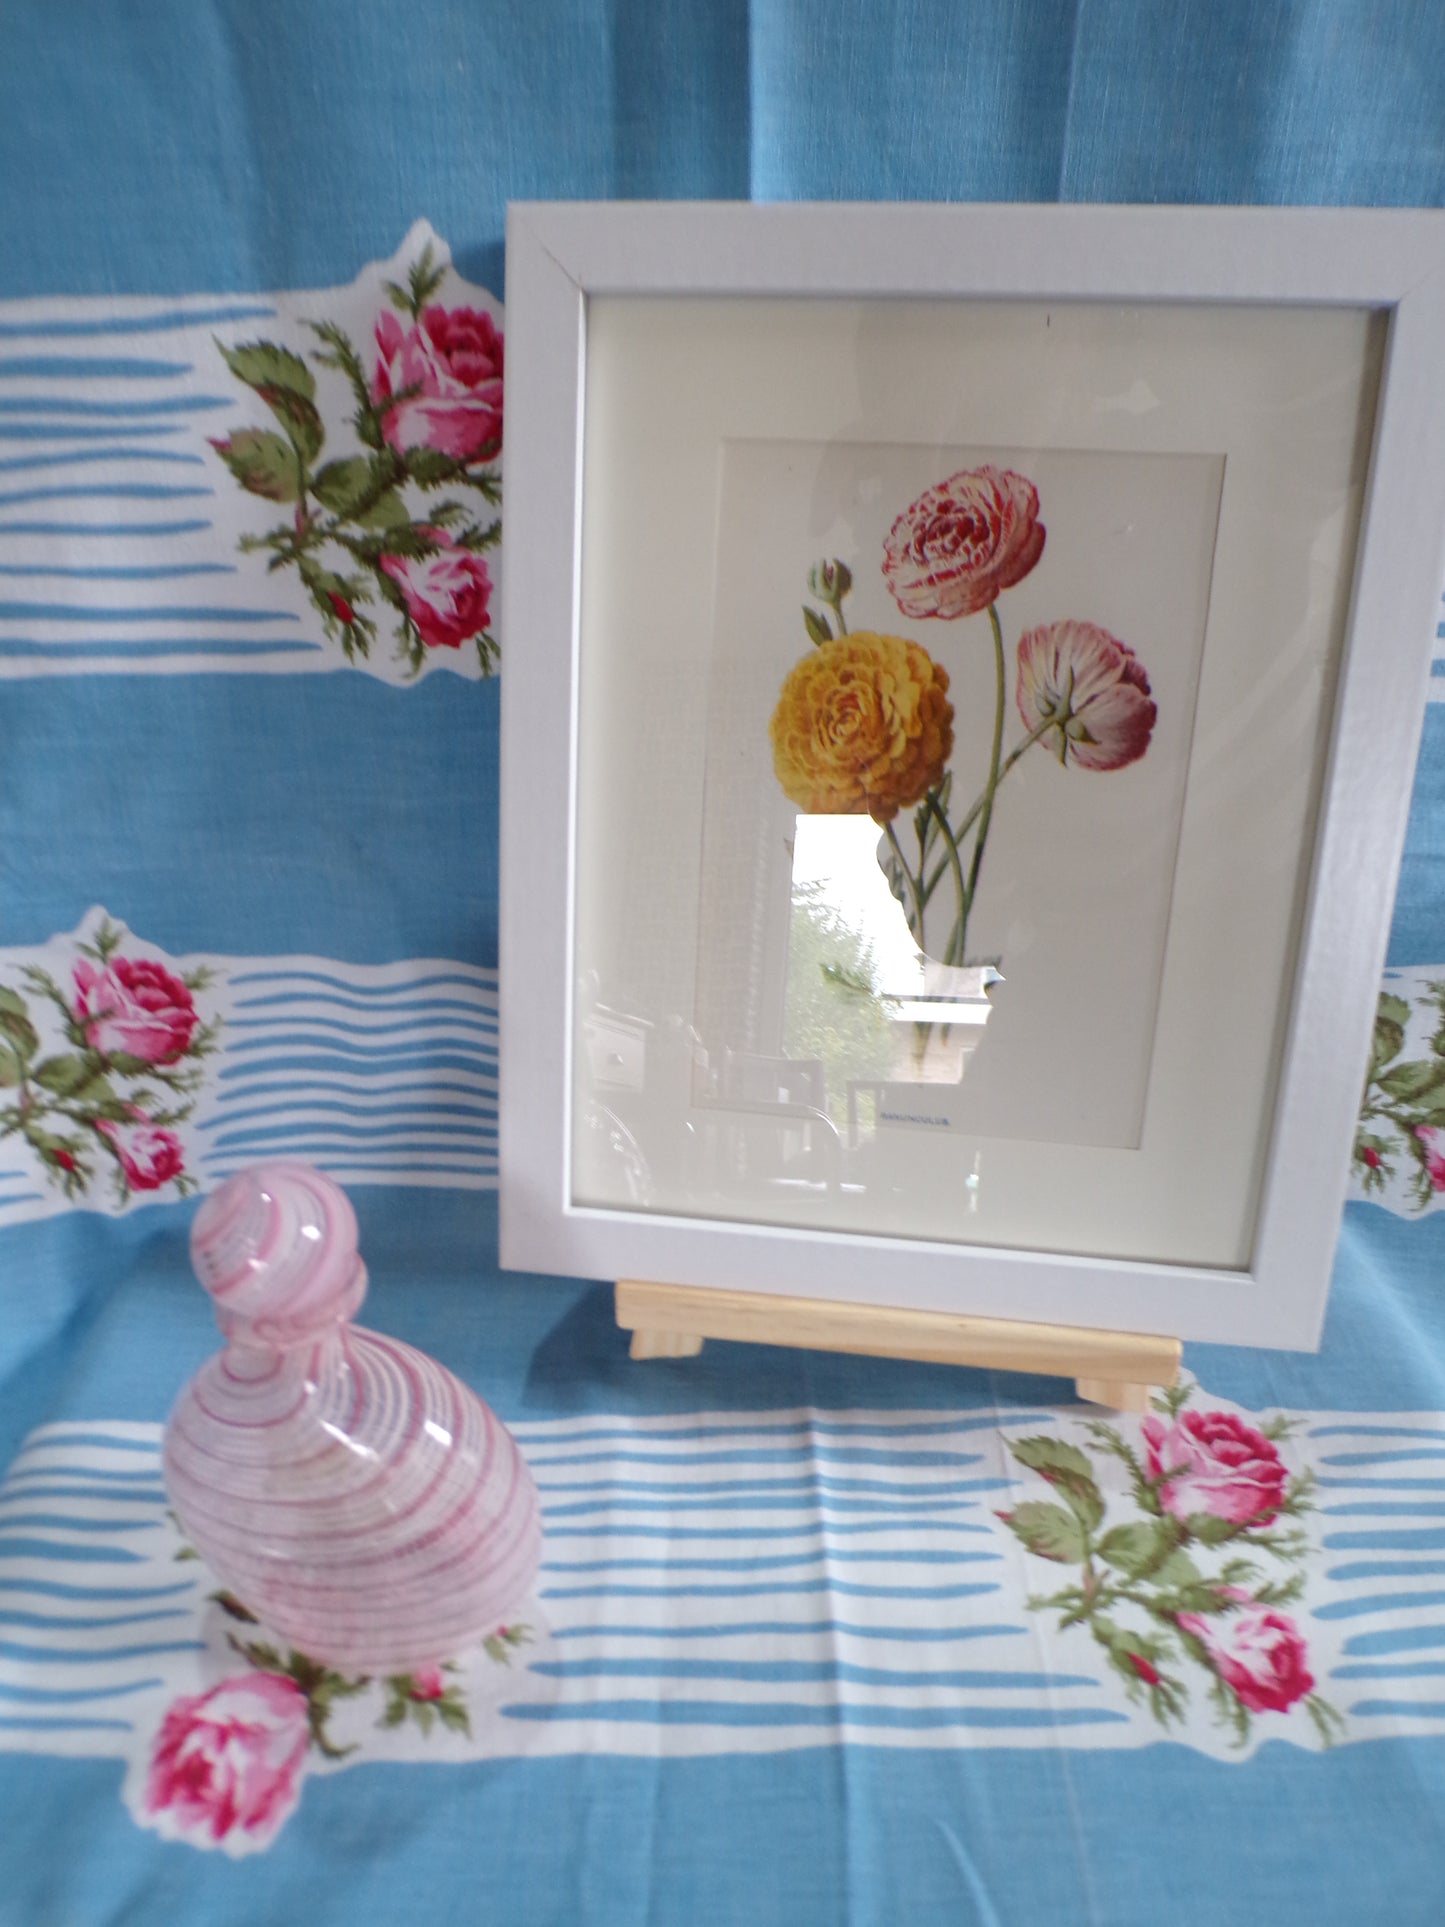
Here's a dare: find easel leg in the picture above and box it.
[1074,1376,1152,1413]
[629,1329,705,1361]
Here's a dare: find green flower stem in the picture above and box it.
[884,821,925,944]
[922,790,967,964]
[948,603,1009,966]
[918,714,1055,917]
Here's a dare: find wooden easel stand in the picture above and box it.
[616,1278,1181,1412]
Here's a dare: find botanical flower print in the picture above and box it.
[379,531,494,651]
[1014,619,1157,771]
[130,1580,533,1853]
[999,1380,1342,1747]
[883,466,1045,620]
[1140,1409,1289,1527]
[769,631,954,821]
[0,918,218,1205]
[1417,1124,1445,1189]
[373,304,504,461]
[141,1672,311,1855]
[95,1115,186,1192]
[1353,977,1445,1211]
[213,241,500,677]
[73,956,199,1065]
[1174,1601,1315,1716]
[772,465,1155,975]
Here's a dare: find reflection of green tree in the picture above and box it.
[783,882,896,1128]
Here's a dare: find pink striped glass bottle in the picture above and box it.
[163,1162,542,1673]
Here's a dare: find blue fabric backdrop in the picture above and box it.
[2,5,1444,1923]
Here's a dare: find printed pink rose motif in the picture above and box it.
[95,1115,186,1191]
[1415,1125,1445,1190]
[883,465,1045,620]
[379,533,493,651]
[143,1673,310,1853]
[407,1666,445,1702]
[1175,1604,1315,1715]
[73,956,198,1065]
[1015,619,1157,772]
[1141,1410,1288,1527]
[372,304,504,461]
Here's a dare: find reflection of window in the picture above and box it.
[782,816,999,1127]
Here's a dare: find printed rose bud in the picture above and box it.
[407,1666,446,1702]
[808,559,852,600]
[327,591,355,625]
[883,466,1045,620]
[95,1117,185,1192]
[1125,1652,1161,1688]
[379,532,493,651]
[1174,1604,1314,1715]
[1415,1125,1445,1190]
[769,632,953,823]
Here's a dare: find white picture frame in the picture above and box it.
[500,201,1445,1351]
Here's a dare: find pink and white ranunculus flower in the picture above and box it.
[1416,1125,1445,1190]
[1141,1409,1289,1527]
[379,532,493,651]
[1014,619,1157,772]
[883,466,1045,620]
[141,1673,310,1854]
[95,1114,185,1191]
[1175,1603,1315,1715]
[372,304,504,461]
[73,956,198,1065]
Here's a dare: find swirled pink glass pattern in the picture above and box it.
[163,1162,542,1673]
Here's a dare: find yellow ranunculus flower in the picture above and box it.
[769,631,954,822]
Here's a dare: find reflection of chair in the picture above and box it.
[694,1050,840,1192]
[720,1049,826,1108]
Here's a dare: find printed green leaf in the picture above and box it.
[1005,1501,1086,1564]
[259,386,324,464]
[381,1699,407,1728]
[0,988,38,1060]
[404,446,461,487]
[105,1050,160,1077]
[0,1042,20,1089]
[1186,1513,1242,1546]
[211,1591,260,1624]
[312,456,383,516]
[1378,1058,1445,1103]
[1371,994,1409,1074]
[355,489,410,531]
[437,1698,471,1736]
[1009,1436,1104,1530]
[803,606,832,645]
[1153,1548,1203,1589]
[1096,1520,1174,1577]
[32,1053,101,1097]
[218,340,316,403]
[212,429,299,503]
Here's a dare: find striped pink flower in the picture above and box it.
[883,466,1045,620]
[1015,620,1156,771]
